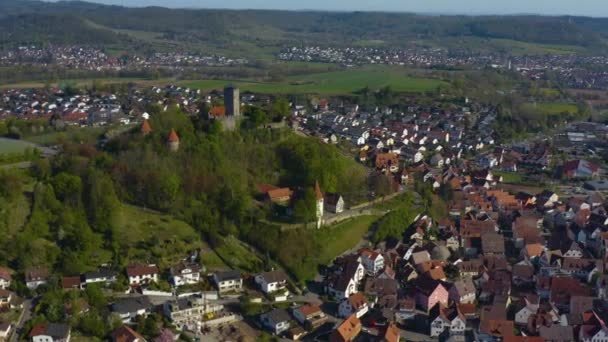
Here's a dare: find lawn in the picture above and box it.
[183,67,448,95]
[317,215,380,266]
[0,138,37,154]
[493,170,525,184]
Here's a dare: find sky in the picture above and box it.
[84,0,608,17]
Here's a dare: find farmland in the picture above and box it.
[184,67,448,95]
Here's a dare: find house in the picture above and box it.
[170,261,202,287]
[111,297,153,323]
[25,267,49,289]
[478,319,514,341]
[382,322,400,342]
[325,193,345,214]
[563,159,600,179]
[413,276,449,312]
[0,267,12,289]
[163,295,223,331]
[375,153,400,173]
[126,264,159,286]
[359,249,385,275]
[561,258,603,282]
[255,270,288,294]
[110,325,146,342]
[29,323,71,342]
[326,258,365,299]
[430,304,466,337]
[212,270,242,294]
[82,268,117,286]
[292,304,327,330]
[514,297,539,326]
[330,315,361,342]
[260,309,291,335]
[338,292,369,318]
[61,277,82,291]
[449,277,476,304]
[481,232,506,257]
[538,325,573,342]
[0,322,12,341]
[580,325,608,342]
[0,290,15,309]
[550,277,590,311]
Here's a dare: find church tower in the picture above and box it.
[315,181,324,229]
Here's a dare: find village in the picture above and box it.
[0,79,607,342]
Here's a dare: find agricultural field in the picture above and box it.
[184,67,448,95]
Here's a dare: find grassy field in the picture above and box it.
[115,204,210,269]
[214,236,264,273]
[316,215,380,266]
[0,138,37,154]
[522,102,579,115]
[493,170,525,184]
[184,67,448,95]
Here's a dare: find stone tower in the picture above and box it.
[167,129,180,152]
[224,85,240,117]
[141,119,152,135]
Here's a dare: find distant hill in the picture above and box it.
[0,0,607,52]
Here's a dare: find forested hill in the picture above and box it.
[0,0,607,51]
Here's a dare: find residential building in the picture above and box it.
[0,267,12,290]
[25,267,49,289]
[338,292,369,318]
[255,270,288,294]
[212,270,243,294]
[170,261,202,287]
[163,295,223,330]
[325,193,345,214]
[330,315,361,342]
[29,323,71,342]
[83,268,117,286]
[126,264,159,286]
[359,249,385,275]
[260,309,291,335]
[292,304,327,330]
[110,325,146,342]
[111,297,153,323]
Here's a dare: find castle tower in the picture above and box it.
[315,181,324,229]
[167,129,180,152]
[141,119,152,135]
[224,85,240,117]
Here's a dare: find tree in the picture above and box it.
[270,98,290,122]
[293,188,317,223]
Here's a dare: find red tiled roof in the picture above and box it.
[126,264,159,277]
[167,129,179,143]
[141,119,152,134]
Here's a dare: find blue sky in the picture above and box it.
[86,0,608,17]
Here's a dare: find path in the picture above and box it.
[10,298,33,342]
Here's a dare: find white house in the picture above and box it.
[327,259,365,300]
[111,297,153,324]
[213,270,243,294]
[170,262,202,287]
[359,249,385,275]
[325,193,345,214]
[0,322,11,341]
[25,267,49,290]
[29,323,71,342]
[82,268,117,286]
[430,306,466,337]
[260,309,291,335]
[255,270,288,294]
[338,292,369,318]
[448,277,476,304]
[126,264,159,286]
[0,267,12,289]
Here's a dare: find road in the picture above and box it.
[10,299,33,342]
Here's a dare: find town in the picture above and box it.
[0,77,606,342]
